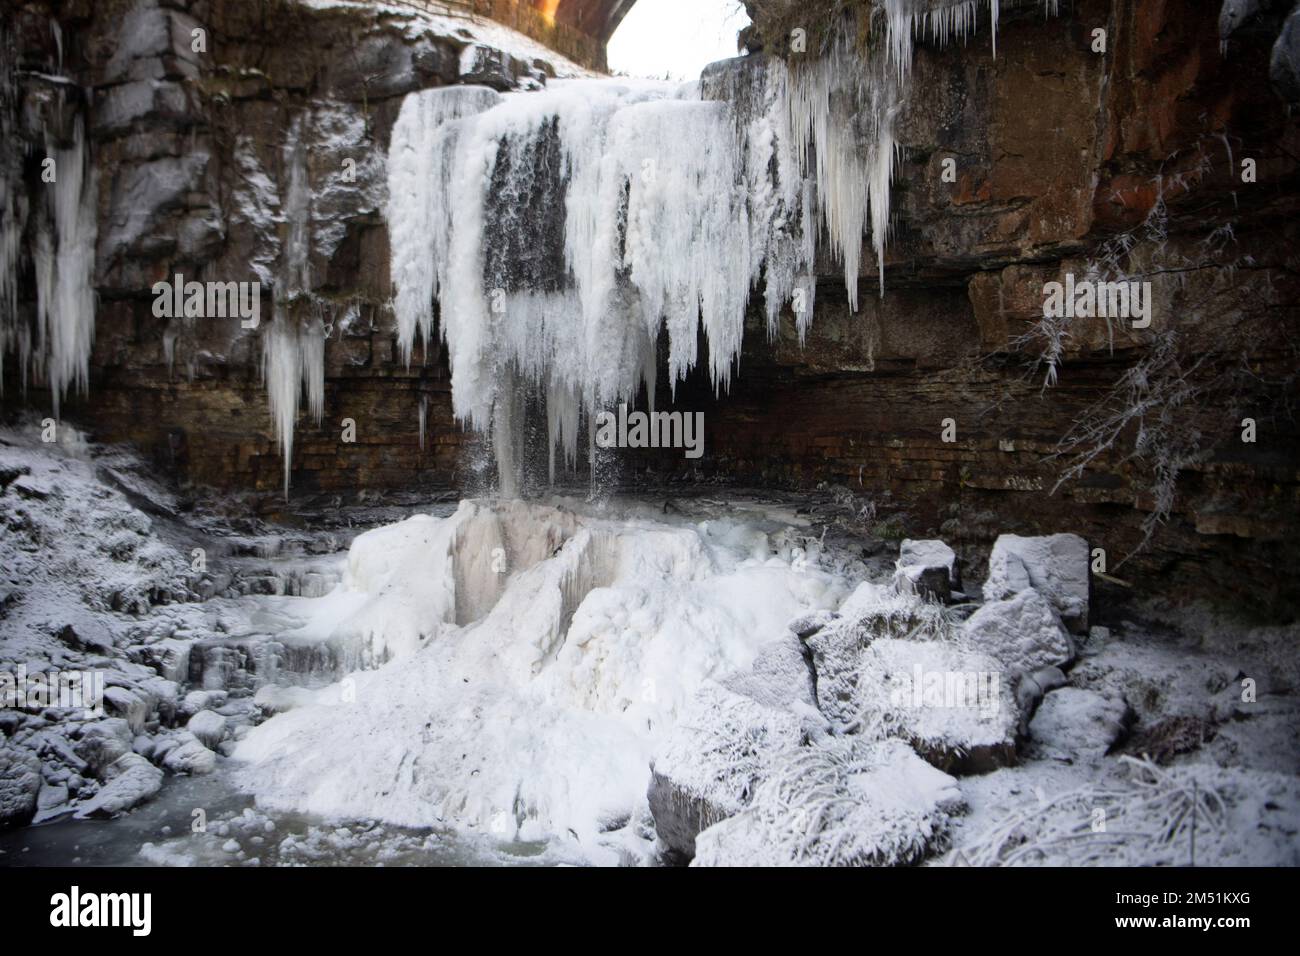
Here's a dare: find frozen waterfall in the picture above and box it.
[385,0,1050,495]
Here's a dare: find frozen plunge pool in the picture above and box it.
[3,490,879,867]
[2,438,1295,869]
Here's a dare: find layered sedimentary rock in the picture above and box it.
[1,0,1296,615]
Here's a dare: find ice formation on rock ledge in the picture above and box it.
[0,87,99,417]
[385,0,1057,494]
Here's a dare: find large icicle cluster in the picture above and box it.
[0,22,99,417]
[32,117,98,419]
[262,317,325,499]
[386,1,1054,494]
[387,77,816,494]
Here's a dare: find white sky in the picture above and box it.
[606,0,751,81]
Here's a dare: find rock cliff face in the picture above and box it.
[2,0,1297,616]
[692,0,1300,616]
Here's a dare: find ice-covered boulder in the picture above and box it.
[964,588,1075,674]
[899,540,959,583]
[74,718,134,778]
[786,609,837,639]
[719,633,817,712]
[36,781,70,816]
[187,710,227,749]
[0,745,42,830]
[858,639,1018,774]
[179,689,227,718]
[692,738,962,867]
[129,638,191,683]
[1029,687,1131,760]
[808,582,955,725]
[73,753,162,819]
[104,686,149,733]
[647,682,805,861]
[1272,3,1300,102]
[983,534,1090,633]
[1013,665,1068,735]
[159,732,217,775]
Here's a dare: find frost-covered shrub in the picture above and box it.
[650,681,806,839]
[947,756,1300,866]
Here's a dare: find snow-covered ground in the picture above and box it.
[1,429,1297,866]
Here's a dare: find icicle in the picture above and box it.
[419,393,429,452]
[262,316,325,498]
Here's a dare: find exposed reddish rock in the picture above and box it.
[2,0,1297,618]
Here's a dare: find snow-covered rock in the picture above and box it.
[786,608,837,639]
[73,753,162,818]
[1272,3,1300,102]
[103,686,149,733]
[129,638,191,683]
[719,633,817,713]
[36,781,70,815]
[159,732,217,775]
[899,539,959,583]
[1013,664,1068,735]
[187,710,227,749]
[858,639,1018,773]
[0,745,42,830]
[983,534,1090,633]
[179,689,227,718]
[1219,0,1262,43]
[1029,687,1131,761]
[74,718,134,778]
[647,682,806,861]
[692,738,961,866]
[807,582,954,725]
[964,588,1075,674]
[894,539,960,600]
